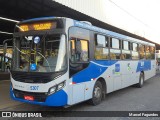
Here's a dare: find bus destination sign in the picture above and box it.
[19,22,57,32]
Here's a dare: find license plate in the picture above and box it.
[24,95,34,101]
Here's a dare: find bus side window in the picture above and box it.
[79,40,89,62]
[121,41,131,60]
[110,38,121,60]
[95,35,109,60]
[145,46,151,59]
[70,39,89,63]
[139,44,145,59]
[150,46,155,59]
[131,43,139,60]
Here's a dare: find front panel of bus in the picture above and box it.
[10,17,70,106]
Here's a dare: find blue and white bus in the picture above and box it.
[10,17,156,107]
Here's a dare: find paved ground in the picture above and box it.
[0,72,10,80]
[1,72,160,119]
[0,80,21,110]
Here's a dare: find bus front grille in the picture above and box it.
[13,89,47,102]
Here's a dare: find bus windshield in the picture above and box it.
[12,34,67,73]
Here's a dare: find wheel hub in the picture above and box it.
[141,76,143,85]
[94,87,101,98]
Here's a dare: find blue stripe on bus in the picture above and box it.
[10,86,68,107]
[72,60,117,83]
[136,60,151,72]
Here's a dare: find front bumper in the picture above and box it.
[10,85,68,107]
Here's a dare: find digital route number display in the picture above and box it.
[19,22,57,32]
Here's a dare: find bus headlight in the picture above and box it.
[57,81,66,90]
[49,86,57,95]
[48,81,66,95]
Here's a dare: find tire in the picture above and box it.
[136,72,144,88]
[88,81,103,105]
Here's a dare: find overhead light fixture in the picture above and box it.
[0,17,19,23]
[0,31,13,35]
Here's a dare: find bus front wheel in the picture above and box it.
[88,81,103,105]
[136,72,144,88]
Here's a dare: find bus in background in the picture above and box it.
[10,17,156,107]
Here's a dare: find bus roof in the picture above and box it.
[18,16,155,46]
[20,16,56,23]
[73,20,155,46]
